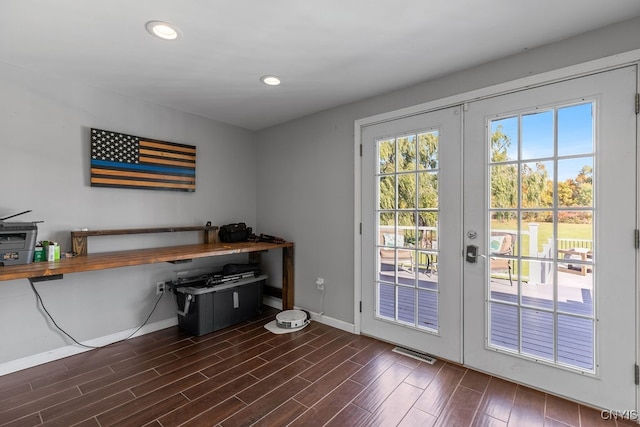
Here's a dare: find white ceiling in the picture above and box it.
[3,1,640,130]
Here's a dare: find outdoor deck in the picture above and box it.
[378,267,594,371]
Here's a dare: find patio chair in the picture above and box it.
[379,248,413,271]
[414,252,437,277]
[490,232,514,286]
[413,234,438,277]
[379,231,413,271]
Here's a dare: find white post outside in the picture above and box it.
[528,223,540,284]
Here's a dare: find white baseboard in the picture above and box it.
[263,296,284,310]
[0,317,178,377]
[304,309,355,334]
[262,297,355,334]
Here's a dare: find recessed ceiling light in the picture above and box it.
[146,21,181,40]
[260,75,281,86]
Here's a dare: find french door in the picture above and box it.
[463,66,637,409]
[360,65,637,409]
[361,106,463,363]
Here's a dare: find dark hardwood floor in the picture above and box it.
[0,307,633,427]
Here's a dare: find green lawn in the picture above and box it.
[491,219,592,255]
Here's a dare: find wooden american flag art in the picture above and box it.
[90,128,196,192]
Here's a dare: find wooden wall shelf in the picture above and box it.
[0,227,295,310]
[71,225,219,256]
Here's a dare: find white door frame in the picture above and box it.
[354,49,640,409]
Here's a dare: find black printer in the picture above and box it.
[0,211,39,266]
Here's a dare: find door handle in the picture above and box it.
[465,245,487,263]
[466,245,478,263]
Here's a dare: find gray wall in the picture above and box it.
[255,17,640,325]
[0,62,257,363]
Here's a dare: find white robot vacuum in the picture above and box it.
[265,309,310,334]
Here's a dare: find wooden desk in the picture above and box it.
[0,234,295,310]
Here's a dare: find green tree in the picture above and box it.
[378,139,396,227]
[575,165,593,207]
[558,165,593,207]
[522,162,551,208]
[418,132,438,169]
[490,125,517,220]
[558,180,574,206]
[378,139,395,174]
[577,165,593,184]
[377,133,440,248]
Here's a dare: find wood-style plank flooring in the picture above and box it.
[0,307,633,427]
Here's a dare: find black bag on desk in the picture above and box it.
[222,262,261,276]
[219,223,251,243]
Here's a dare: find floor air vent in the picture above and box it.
[392,346,437,365]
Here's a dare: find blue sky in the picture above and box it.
[490,102,593,181]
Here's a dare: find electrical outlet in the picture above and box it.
[156,281,165,295]
[316,277,325,291]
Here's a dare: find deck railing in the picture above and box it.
[378,223,593,281]
[557,238,592,251]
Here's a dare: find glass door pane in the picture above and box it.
[376,130,440,332]
[487,102,595,371]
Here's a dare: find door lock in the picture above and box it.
[466,245,487,263]
[466,245,478,263]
